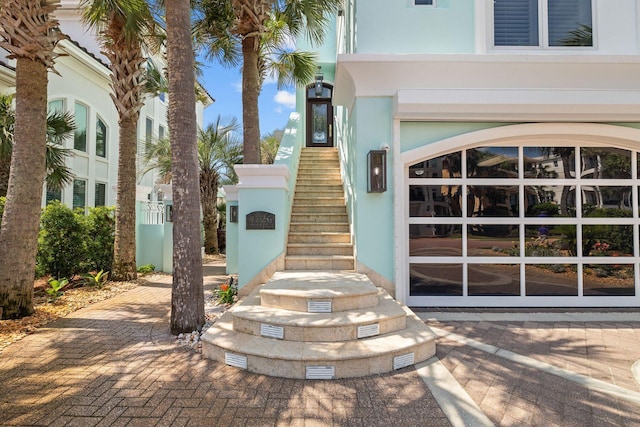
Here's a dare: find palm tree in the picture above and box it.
[81,0,158,281]
[165,0,205,334]
[0,94,76,197]
[143,115,243,255]
[260,130,281,164]
[196,0,341,164]
[0,0,63,319]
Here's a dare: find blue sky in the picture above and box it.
[198,59,297,137]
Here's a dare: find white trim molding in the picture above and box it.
[235,164,291,190]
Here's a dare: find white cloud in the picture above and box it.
[232,79,242,93]
[274,90,296,110]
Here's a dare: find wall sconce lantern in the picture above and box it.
[229,205,238,223]
[367,150,387,193]
[314,69,324,98]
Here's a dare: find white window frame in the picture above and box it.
[489,0,596,51]
[398,123,640,308]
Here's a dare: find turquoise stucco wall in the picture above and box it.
[400,122,513,153]
[355,0,476,53]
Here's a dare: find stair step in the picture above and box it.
[285,256,355,271]
[290,213,348,223]
[293,197,345,206]
[287,243,353,256]
[292,205,347,214]
[288,232,351,244]
[201,310,436,379]
[289,223,350,233]
[260,271,376,312]
[231,289,407,342]
[295,185,343,192]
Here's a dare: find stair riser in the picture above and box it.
[285,258,355,271]
[232,316,406,342]
[261,287,377,312]
[291,214,348,223]
[289,224,350,233]
[295,185,343,192]
[293,198,345,206]
[287,246,353,256]
[202,338,436,379]
[292,205,347,214]
[288,233,351,244]
[295,193,345,201]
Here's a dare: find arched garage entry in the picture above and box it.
[399,123,640,307]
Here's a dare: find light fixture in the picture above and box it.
[367,150,387,193]
[314,67,324,97]
[229,205,238,223]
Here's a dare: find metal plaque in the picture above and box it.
[306,366,335,380]
[308,301,332,313]
[225,352,248,369]
[357,323,380,339]
[393,352,415,370]
[260,324,284,340]
[246,211,275,230]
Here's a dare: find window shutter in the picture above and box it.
[494,0,539,46]
[548,0,592,46]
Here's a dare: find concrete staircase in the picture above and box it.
[286,148,355,271]
[200,147,436,379]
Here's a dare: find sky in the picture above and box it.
[198,59,297,137]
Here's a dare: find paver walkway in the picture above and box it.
[2,265,640,426]
[0,269,449,427]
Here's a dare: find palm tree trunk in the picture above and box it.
[201,174,219,254]
[111,115,138,281]
[0,58,48,319]
[167,0,205,334]
[242,35,262,164]
[0,155,10,197]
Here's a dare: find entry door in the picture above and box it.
[307,99,333,147]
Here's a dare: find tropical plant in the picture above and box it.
[46,277,69,302]
[0,94,76,197]
[0,0,64,319]
[82,269,109,288]
[260,130,281,164]
[137,263,155,275]
[143,115,242,254]
[84,206,115,272]
[215,278,236,305]
[165,0,206,334]
[81,0,159,281]
[196,0,341,164]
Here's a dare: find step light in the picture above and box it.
[393,352,415,370]
[225,352,248,369]
[357,323,380,339]
[308,300,332,313]
[306,365,335,380]
[260,324,284,339]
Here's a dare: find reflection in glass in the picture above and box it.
[582,225,633,257]
[467,147,518,178]
[584,264,635,296]
[468,264,520,295]
[581,186,632,213]
[410,185,462,217]
[467,186,519,217]
[523,147,575,179]
[409,152,461,179]
[410,264,463,296]
[467,225,518,256]
[525,185,576,217]
[409,224,462,256]
[581,147,631,179]
[311,104,328,144]
[524,225,576,257]
[525,265,578,296]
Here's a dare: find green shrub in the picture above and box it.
[37,201,88,278]
[82,269,109,289]
[84,206,115,272]
[46,277,68,302]
[137,264,155,275]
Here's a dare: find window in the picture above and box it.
[145,117,153,143]
[96,117,107,158]
[48,100,64,114]
[45,186,61,204]
[74,102,88,152]
[415,0,434,5]
[408,145,637,300]
[95,182,106,207]
[73,179,86,210]
[494,0,592,48]
[158,125,165,141]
